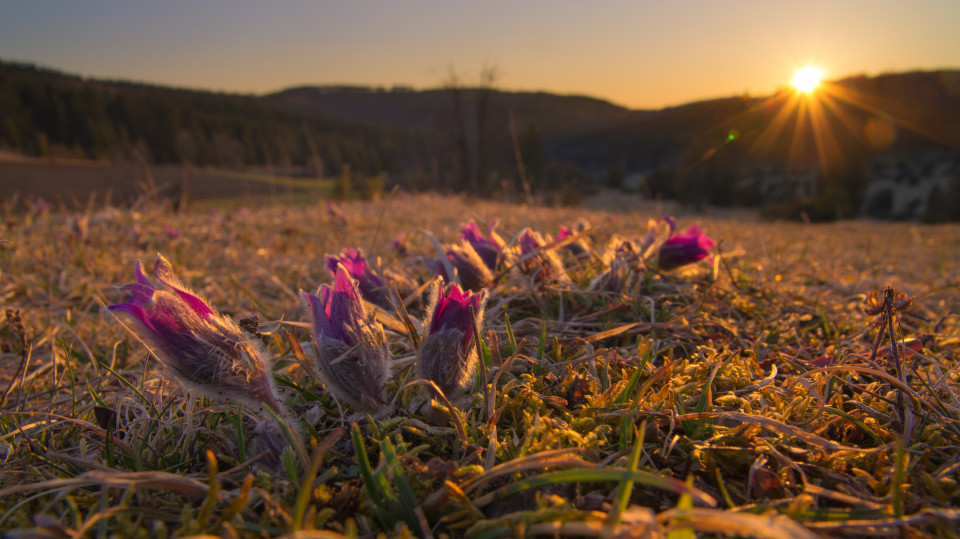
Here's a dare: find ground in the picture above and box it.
[1,192,959,537]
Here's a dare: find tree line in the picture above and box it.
[0,61,434,177]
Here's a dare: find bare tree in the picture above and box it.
[474,63,498,194]
[442,67,471,192]
[441,64,502,194]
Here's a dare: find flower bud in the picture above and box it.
[447,240,494,291]
[417,279,487,398]
[518,228,570,283]
[556,225,590,258]
[301,265,389,411]
[108,254,282,414]
[460,220,505,270]
[658,225,715,270]
[326,248,391,309]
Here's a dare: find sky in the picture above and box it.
[2,0,959,110]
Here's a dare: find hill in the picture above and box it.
[553,71,960,173]
[2,60,959,217]
[261,85,650,139]
[0,60,433,176]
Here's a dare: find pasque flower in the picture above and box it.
[446,240,494,292]
[518,228,570,283]
[326,200,349,225]
[301,264,390,411]
[460,220,505,270]
[556,223,591,258]
[417,279,487,398]
[658,224,715,270]
[326,248,391,309]
[108,254,282,414]
[592,241,635,293]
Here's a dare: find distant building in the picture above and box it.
[861,153,957,219]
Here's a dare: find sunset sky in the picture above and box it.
[2,0,959,110]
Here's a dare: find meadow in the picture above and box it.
[1,192,959,538]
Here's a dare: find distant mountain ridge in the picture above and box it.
[553,70,960,172]
[260,86,652,139]
[2,59,959,219]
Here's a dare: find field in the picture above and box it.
[0,158,328,211]
[1,192,959,538]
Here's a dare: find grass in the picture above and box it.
[1,191,959,537]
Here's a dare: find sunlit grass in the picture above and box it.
[1,193,959,536]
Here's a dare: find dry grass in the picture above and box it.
[1,192,959,537]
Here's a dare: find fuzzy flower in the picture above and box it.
[446,240,494,291]
[32,198,52,215]
[417,279,487,398]
[518,228,570,283]
[326,200,349,225]
[556,226,591,258]
[326,248,391,309]
[591,241,635,293]
[460,220,505,270]
[637,217,675,259]
[163,224,181,240]
[658,225,715,270]
[392,234,408,256]
[108,254,282,414]
[426,257,452,283]
[70,214,89,243]
[301,265,389,411]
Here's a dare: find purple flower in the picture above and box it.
[163,224,181,240]
[71,214,89,243]
[460,220,504,270]
[108,254,282,414]
[392,234,408,256]
[557,226,590,258]
[417,280,487,398]
[592,241,635,293]
[638,217,675,258]
[326,248,390,309]
[426,257,452,283]
[327,200,349,225]
[658,225,715,270]
[446,240,494,292]
[301,265,389,411]
[32,198,52,214]
[518,228,569,283]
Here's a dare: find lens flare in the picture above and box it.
[793,67,823,93]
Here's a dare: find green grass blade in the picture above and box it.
[486,468,716,507]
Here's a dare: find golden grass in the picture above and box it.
[1,192,959,537]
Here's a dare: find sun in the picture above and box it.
[793,66,823,93]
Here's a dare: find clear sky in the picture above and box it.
[2,0,959,110]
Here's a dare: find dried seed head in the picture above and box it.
[864,287,914,316]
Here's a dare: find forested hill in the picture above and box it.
[261,86,648,140]
[3,60,959,212]
[0,60,433,175]
[0,60,650,174]
[551,70,960,176]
